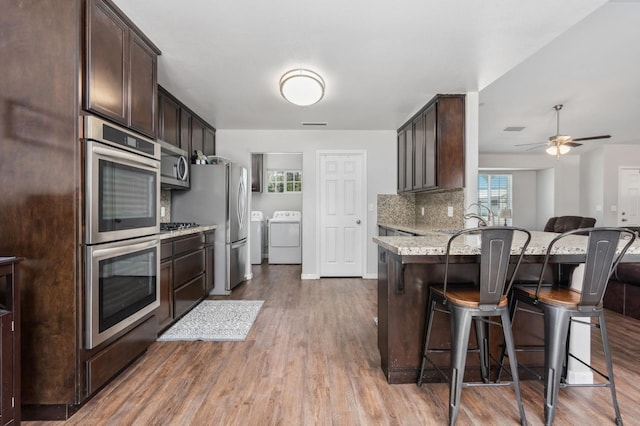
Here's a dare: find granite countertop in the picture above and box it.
[373,230,640,257]
[377,223,455,236]
[159,225,217,240]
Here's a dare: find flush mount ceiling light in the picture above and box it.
[279,69,325,106]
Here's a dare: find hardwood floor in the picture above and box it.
[26,264,640,425]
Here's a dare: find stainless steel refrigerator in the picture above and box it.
[172,162,249,295]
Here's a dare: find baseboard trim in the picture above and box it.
[363,273,378,280]
[301,273,319,280]
[566,370,594,385]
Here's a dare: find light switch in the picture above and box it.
[610,205,618,212]
[368,203,374,212]
[447,206,454,217]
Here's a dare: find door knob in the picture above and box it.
[356,219,361,224]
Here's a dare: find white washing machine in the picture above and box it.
[250,211,264,265]
[268,211,302,264]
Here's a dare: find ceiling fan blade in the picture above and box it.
[515,142,547,147]
[524,145,544,152]
[570,135,611,142]
[565,142,582,148]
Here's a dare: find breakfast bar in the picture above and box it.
[373,230,640,384]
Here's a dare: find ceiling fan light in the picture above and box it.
[279,69,325,106]
[546,145,571,156]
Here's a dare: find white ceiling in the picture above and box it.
[112,0,639,155]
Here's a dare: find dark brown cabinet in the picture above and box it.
[85,0,159,137]
[180,108,193,153]
[159,231,215,333]
[0,258,21,426]
[397,94,465,193]
[158,88,182,147]
[251,153,264,192]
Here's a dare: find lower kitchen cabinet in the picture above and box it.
[0,258,21,425]
[159,230,214,333]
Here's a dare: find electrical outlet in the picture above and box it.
[161,206,166,217]
[447,206,453,217]
[421,207,425,216]
[611,205,618,212]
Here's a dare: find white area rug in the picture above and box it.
[157,300,264,342]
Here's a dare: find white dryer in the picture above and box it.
[268,211,301,264]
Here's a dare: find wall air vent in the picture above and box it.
[301,122,328,126]
[503,126,526,132]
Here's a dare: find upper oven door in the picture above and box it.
[86,139,160,244]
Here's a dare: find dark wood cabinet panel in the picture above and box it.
[158,260,173,332]
[0,259,21,425]
[203,127,216,156]
[204,231,215,294]
[397,94,464,193]
[158,90,181,146]
[85,0,159,137]
[251,154,263,192]
[86,0,128,125]
[128,32,157,137]
[412,113,425,190]
[174,250,205,289]
[191,116,206,155]
[180,108,192,156]
[174,275,206,320]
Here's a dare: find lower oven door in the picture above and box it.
[86,235,160,349]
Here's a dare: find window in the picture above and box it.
[477,174,512,225]
[267,170,302,193]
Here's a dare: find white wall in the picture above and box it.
[511,170,537,229]
[580,147,604,224]
[216,129,397,279]
[536,168,555,230]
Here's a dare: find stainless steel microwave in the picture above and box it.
[159,140,189,189]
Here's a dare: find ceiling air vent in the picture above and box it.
[301,122,328,127]
[503,126,526,132]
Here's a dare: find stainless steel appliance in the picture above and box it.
[84,115,161,244]
[85,235,160,349]
[83,115,161,349]
[172,162,249,295]
[159,140,189,189]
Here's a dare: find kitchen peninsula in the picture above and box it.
[373,230,640,384]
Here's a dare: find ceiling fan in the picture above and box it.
[516,104,611,158]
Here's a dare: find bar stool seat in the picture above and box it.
[417,226,532,426]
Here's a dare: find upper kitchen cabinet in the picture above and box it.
[85,0,160,138]
[158,87,181,147]
[397,94,464,193]
[191,116,216,158]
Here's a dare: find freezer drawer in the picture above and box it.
[228,239,248,290]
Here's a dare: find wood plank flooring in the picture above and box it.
[26,264,640,425]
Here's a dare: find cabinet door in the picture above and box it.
[404,126,413,192]
[436,97,464,189]
[191,116,206,155]
[413,113,426,190]
[424,105,437,188]
[128,32,157,137]
[397,130,406,193]
[158,91,181,146]
[203,127,216,156]
[251,153,263,192]
[158,260,173,331]
[180,108,192,155]
[86,0,128,125]
[205,244,215,294]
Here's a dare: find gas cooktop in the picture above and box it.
[160,222,200,231]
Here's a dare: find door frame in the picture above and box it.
[316,150,368,278]
[618,166,640,226]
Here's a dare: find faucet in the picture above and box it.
[463,213,489,227]
[466,202,495,226]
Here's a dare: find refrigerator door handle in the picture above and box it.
[237,178,246,230]
[231,239,246,249]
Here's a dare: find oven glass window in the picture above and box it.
[99,159,157,232]
[99,246,157,333]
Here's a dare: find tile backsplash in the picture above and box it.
[377,188,464,229]
[160,190,171,223]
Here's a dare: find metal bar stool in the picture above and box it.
[417,227,532,425]
[504,227,636,425]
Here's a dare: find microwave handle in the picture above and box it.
[91,239,159,258]
[92,145,159,169]
[177,155,189,181]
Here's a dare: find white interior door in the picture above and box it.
[619,168,640,226]
[319,152,366,277]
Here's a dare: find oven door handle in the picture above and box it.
[91,239,159,258]
[92,145,159,169]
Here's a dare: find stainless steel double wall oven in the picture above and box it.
[83,115,161,349]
